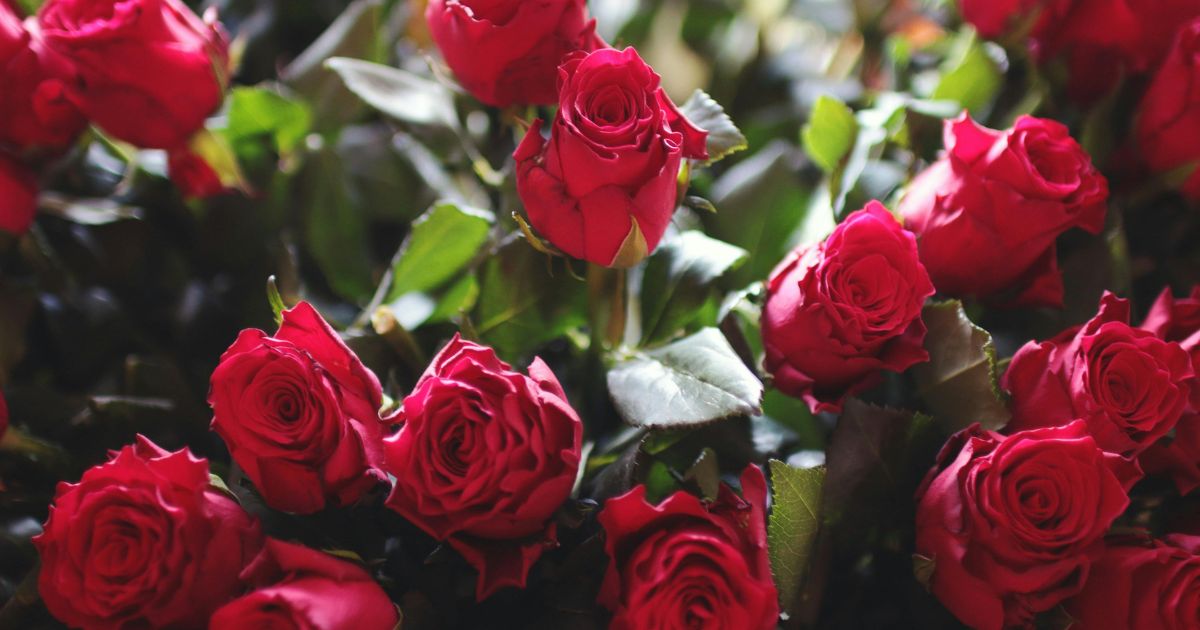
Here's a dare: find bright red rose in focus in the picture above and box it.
[597,465,778,630]
[1003,292,1195,456]
[915,421,1140,630]
[426,0,604,107]
[515,47,709,268]
[209,301,393,515]
[383,334,583,600]
[0,1,84,155]
[898,113,1107,308]
[1065,535,1200,629]
[0,156,38,235]
[34,435,263,629]
[209,538,399,630]
[38,0,229,150]
[1138,286,1200,493]
[762,201,933,413]
[1136,18,1200,199]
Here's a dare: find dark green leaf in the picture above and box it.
[607,328,764,428]
[912,301,1010,432]
[679,89,748,165]
[802,95,858,172]
[300,148,375,301]
[325,57,459,130]
[384,202,494,302]
[768,459,825,614]
[640,231,748,345]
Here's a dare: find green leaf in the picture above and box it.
[802,95,858,172]
[472,237,587,360]
[208,473,237,500]
[607,328,764,428]
[912,301,1010,432]
[325,57,459,130]
[384,202,494,302]
[427,273,479,324]
[931,31,1002,114]
[768,460,825,614]
[679,89,748,165]
[299,147,375,301]
[640,231,748,346]
[266,276,286,325]
[226,86,312,161]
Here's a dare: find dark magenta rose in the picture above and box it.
[209,301,393,514]
[426,0,604,107]
[383,335,583,600]
[0,155,37,235]
[898,113,1107,307]
[761,201,934,413]
[1003,292,1195,456]
[38,0,230,149]
[1065,534,1200,629]
[1137,286,1200,493]
[1135,18,1200,199]
[597,465,778,630]
[0,1,84,155]
[34,435,263,629]
[209,538,399,630]
[515,46,708,267]
[915,421,1141,630]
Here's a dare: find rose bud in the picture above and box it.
[597,465,779,630]
[1004,292,1195,456]
[0,1,85,155]
[1065,535,1200,629]
[209,539,399,630]
[209,301,393,515]
[915,421,1141,630]
[38,0,230,150]
[383,335,582,600]
[0,156,38,235]
[898,113,1108,308]
[1135,18,1200,199]
[514,47,709,268]
[1137,286,1200,493]
[426,0,604,107]
[34,435,263,629]
[761,201,934,413]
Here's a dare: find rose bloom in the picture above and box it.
[34,435,263,629]
[209,539,399,630]
[1136,18,1200,199]
[426,0,603,107]
[0,155,37,235]
[915,421,1140,630]
[38,0,229,149]
[1137,286,1200,493]
[0,1,84,155]
[898,113,1107,308]
[597,465,778,630]
[383,335,582,600]
[209,301,393,514]
[1065,535,1200,629]
[761,201,933,413]
[515,46,708,268]
[1004,292,1195,456]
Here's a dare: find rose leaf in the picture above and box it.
[767,459,825,614]
[640,231,748,346]
[912,300,1011,432]
[680,89,748,165]
[325,57,459,131]
[802,95,858,173]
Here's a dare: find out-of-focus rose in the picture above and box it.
[0,156,37,235]
[915,421,1140,630]
[1135,18,1200,199]
[209,301,392,514]
[1065,534,1200,629]
[426,0,604,107]
[515,47,708,268]
[38,0,230,149]
[761,201,933,413]
[209,539,399,630]
[1004,292,1195,455]
[383,335,582,600]
[597,465,779,630]
[0,2,84,154]
[898,113,1107,308]
[34,435,263,629]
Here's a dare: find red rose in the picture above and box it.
[514,47,709,268]
[382,335,582,600]
[1065,535,1200,629]
[0,2,84,155]
[761,201,933,413]
[168,147,228,199]
[209,539,399,630]
[426,0,603,107]
[1003,292,1195,456]
[1137,286,1200,493]
[0,155,37,235]
[34,435,263,629]
[915,421,1140,630]
[597,465,778,630]
[38,0,229,150]
[209,301,392,514]
[959,0,1034,38]
[898,113,1107,308]
[1136,18,1200,199]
